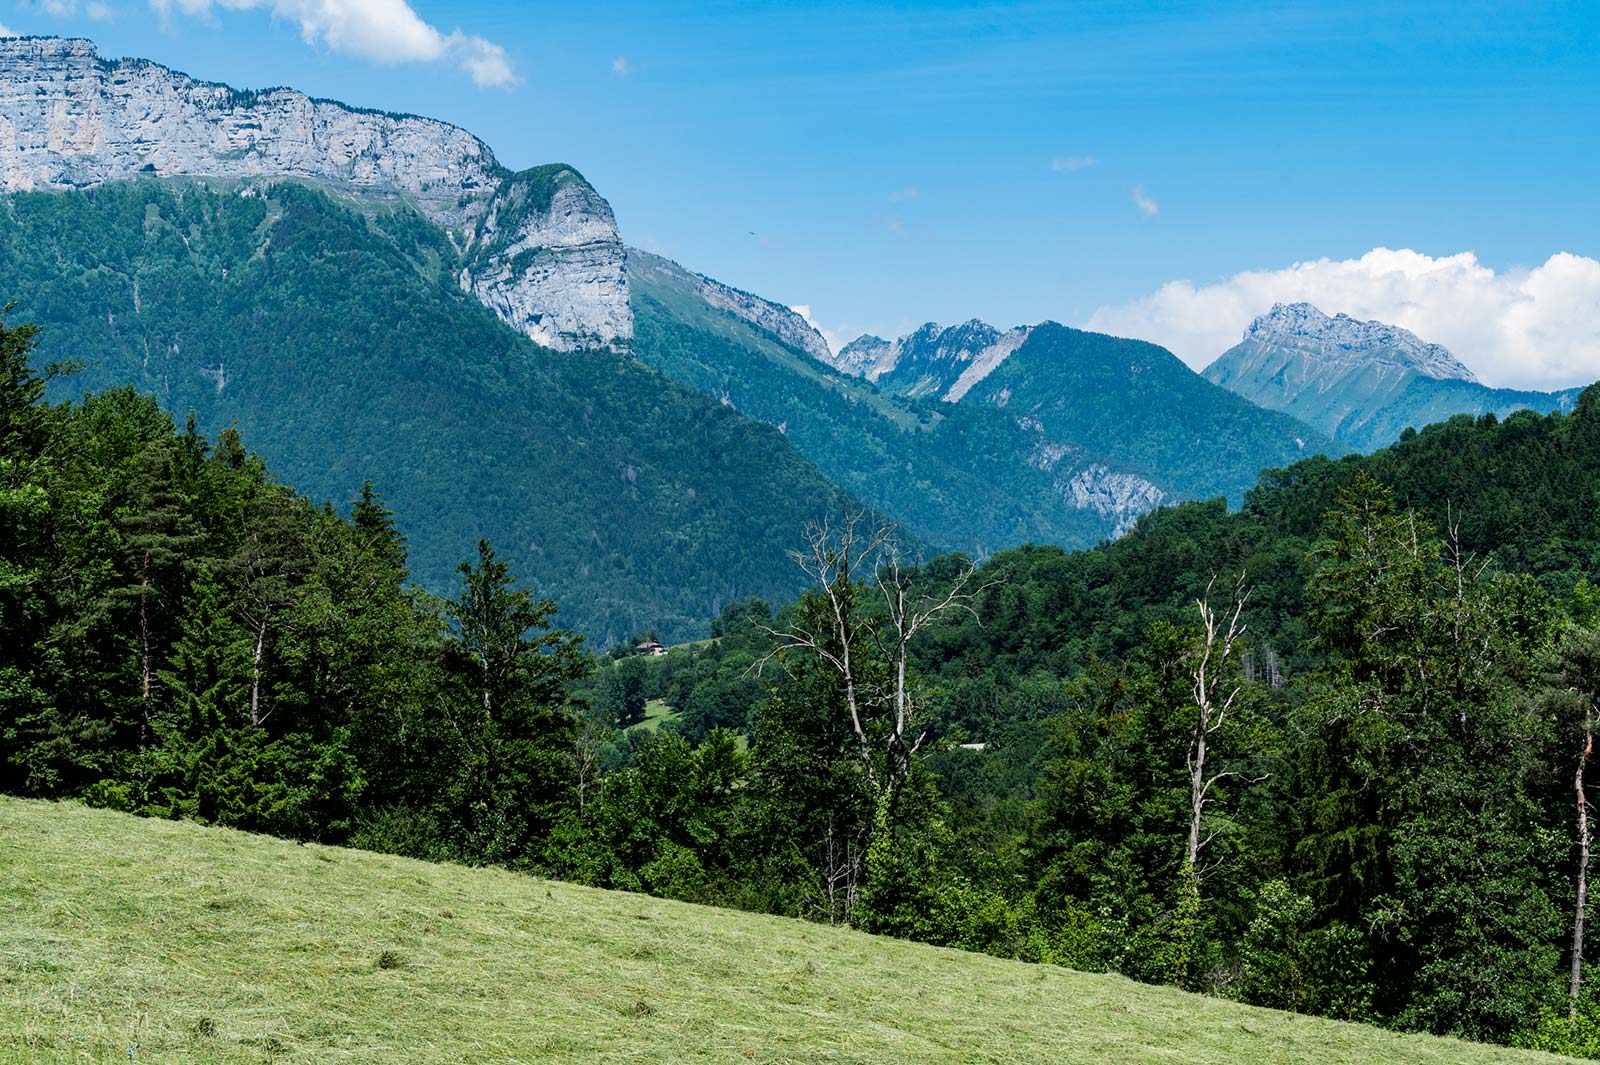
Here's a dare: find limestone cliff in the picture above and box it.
[0,36,629,350]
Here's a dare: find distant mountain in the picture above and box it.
[628,250,1111,552]
[838,320,1032,402]
[0,37,884,644]
[1203,303,1580,450]
[633,255,1331,544]
[913,321,1333,511]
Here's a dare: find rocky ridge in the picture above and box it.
[0,36,629,350]
[1235,302,1477,382]
[625,248,831,362]
[832,319,1033,400]
[1204,302,1578,450]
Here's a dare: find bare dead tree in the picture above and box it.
[572,716,611,820]
[759,512,991,812]
[1574,701,1595,1020]
[1551,624,1600,1020]
[818,816,864,926]
[759,514,890,784]
[1440,510,1494,734]
[870,535,989,804]
[1186,573,1257,875]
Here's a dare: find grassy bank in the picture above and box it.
[0,798,1577,1064]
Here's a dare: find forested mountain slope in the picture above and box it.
[0,180,854,642]
[958,323,1334,510]
[632,250,1331,547]
[629,249,1111,553]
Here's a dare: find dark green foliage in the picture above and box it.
[0,180,856,644]
[0,311,584,859]
[18,295,1600,1057]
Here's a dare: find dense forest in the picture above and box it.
[0,180,856,643]
[10,307,1600,1058]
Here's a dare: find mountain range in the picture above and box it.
[1,35,1585,640]
[1203,303,1580,450]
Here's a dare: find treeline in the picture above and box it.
[11,307,1600,1058]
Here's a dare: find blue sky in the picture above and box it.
[4,1,1598,384]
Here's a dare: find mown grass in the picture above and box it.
[0,798,1580,1064]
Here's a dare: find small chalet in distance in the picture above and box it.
[635,641,668,657]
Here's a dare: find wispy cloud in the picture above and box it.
[1132,185,1158,218]
[1050,155,1098,172]
[887,186,920,203]
[150,0,518,88]
[610,56,632,77]
[0,20,14,34]
[22,0,111,15]
[1086,247,1600,389]
[883,218,905,237]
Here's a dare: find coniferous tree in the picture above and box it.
[443,538,588,863]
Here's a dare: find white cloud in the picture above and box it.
[0,20,13,34]
[21,0,118,19]
[791,304,847,355]
[888,186,920,203]
[151,0,518,87]
[1132,185,1158,218]
[1051,156,1098,172]
[1086,247,1600,390]
[610,56,631,77]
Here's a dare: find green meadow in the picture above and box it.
[0,799,1577,1065]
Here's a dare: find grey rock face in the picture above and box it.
[834,319,1032,401]
[0,36,630,350]
[1205,302,1576,450]
[832,334,891,377]
[1238,302,1477,382]
[625,249,830,361]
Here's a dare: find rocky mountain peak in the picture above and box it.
[827,320,1032,400]
[834,334,891,377]
[1243,303,1477,382]
[0,36,629,351]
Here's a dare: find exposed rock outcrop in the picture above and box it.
[1204,302,1577,450]
[624,248,830,362]
[833,319,1032,400]
[0,36,629,350]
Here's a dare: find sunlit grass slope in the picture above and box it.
[0,799,1578,1064]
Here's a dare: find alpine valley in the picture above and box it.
[0,35,1561,644]
[11,23,1600,1065]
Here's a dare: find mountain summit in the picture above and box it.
[1234,302,1478,382]
[0,36,629,351]
[813,317,1330,536]
[1205,303,1576,449]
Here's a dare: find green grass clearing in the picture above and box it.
[0,798,1580,1064]
[626,697,679,735]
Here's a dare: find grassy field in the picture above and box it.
[0,798,1580,1065]
[626,697,680,735]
